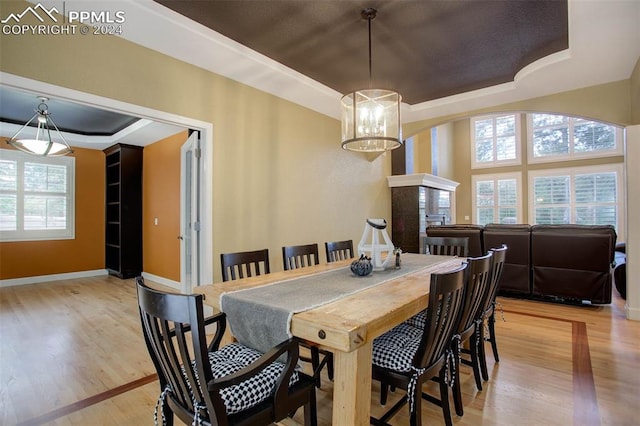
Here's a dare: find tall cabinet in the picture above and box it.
[104,144,143,279]
[387,174,459,254]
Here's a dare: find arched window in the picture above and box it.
[527,113,623,163]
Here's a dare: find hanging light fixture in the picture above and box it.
[6,96,73,156]
[341,8,402,153]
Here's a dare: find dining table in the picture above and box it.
[194,253,462,426]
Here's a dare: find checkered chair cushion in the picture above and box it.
[189,342,300,415]
[404,309,428,329]
[372,323,424,372]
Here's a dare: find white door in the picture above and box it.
[180,131,201,293]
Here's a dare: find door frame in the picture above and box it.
[180,131,201,291]
[1,72,214,286]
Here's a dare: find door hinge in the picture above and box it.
[193,221,201,232]
[194,148,202,159]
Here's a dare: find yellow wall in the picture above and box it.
[410,124,455,179]
[411,131,432,174]
[142,131,188,282]
[632,58,640,124]
[434,123,456,181]
[0,144,105,279]
[0,1,390,282]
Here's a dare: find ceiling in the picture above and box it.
[0,84,187,150]
[0,86,139,136]
[154,0,569,105]
[1,0,638,150]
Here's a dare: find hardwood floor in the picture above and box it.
[1,275,638,425]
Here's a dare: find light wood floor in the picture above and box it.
[1,275,638,425]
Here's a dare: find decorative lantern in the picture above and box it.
[357,219,395,271]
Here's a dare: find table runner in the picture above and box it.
[220,254,458,353]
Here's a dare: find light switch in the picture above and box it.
[154,217,158,226]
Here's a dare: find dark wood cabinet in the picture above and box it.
[104,144,143,279]
[391,185,453,253]
[388,174,458,254]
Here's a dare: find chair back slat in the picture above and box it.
[458,252,493,334]
[325,240,355,263]
[137,277,317,425]
[137,277,225,422]
[142,313,191,408]
[423,236,469,257]
[282,243,320,270]
[414,263,466,369]
[221,249,270,281]
[482,244,508,315]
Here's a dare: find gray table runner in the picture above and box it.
[220,254,458,353]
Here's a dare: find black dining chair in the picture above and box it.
[282,243,320,271]
[281,243,329,388]
[405,251,494,417]
[422,236,469,257]
[371,263,467,426]
[478,244,507,381]
[220,248,270,282]
[136,277,317,426]
[451,251,493,416]
[324,240,355,263]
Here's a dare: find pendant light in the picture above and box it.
[341,8,402,152]
[6,97,73,156]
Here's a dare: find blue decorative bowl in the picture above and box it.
[350,255,373,277]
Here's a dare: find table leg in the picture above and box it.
[332,341,372,426]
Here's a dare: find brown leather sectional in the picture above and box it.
[426,223,617,305]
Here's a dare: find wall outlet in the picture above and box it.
[464,215,470,221]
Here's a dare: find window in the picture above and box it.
[0,149,75,241]
[529,164,624,233]
[528,113,623,163]
[472,172,522,225]
[471,114,521,168]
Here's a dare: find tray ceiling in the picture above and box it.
[154,0,568,105]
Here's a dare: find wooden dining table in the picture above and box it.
[194,254,462,426]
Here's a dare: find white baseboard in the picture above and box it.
[141,272,181,290]
[0,269,108,288]
[625,303,640,321]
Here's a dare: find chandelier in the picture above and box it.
[341,8,402,153]
[6,97,73,156]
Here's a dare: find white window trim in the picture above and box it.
[470,113,522,169]
[528,163,625,236]
[471,172,523,225]
[0,149,75,242]
[527,114,624,164]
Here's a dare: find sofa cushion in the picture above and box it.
[531,226,616,304]
[483,224,531,295]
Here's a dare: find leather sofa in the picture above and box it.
[614,243,627,299]
[426,223,618,305]
[530,225,616,304]
[484,224,531,296]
